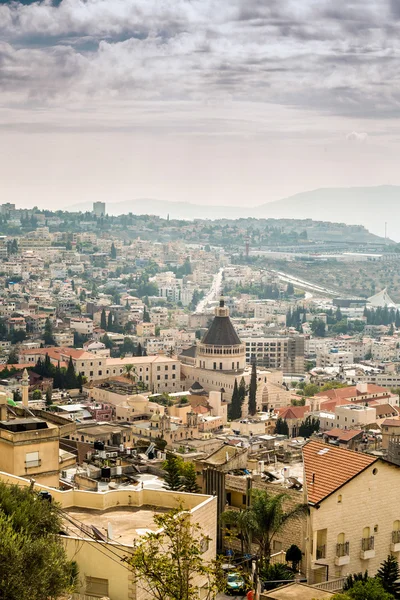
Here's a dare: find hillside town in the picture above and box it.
[2,202,400,599]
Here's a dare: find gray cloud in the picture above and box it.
[0,0,399,125]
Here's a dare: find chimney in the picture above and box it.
[0,392,7,421]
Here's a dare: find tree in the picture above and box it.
[286,282,294,296]
[285,544,302,571]
[332,579,394,600]
[163,453,183,491]
[65,356,78,389]
[343,571,369,590]
[180,462,200,493]
[110,242,117,259]
[221,508,253,556]
[143,306,151,323]
[137,342,143,357]
[248,361,257,416]
[311,319,326,337]
[43,318,55,346]
[100,308,107,330]
[107,311,113,330]
[274,417,289,436]
[246,490,307,566]
[376,555,400,598]
[228,379,242,421]
[299,415,320,438]
[45,388,52,406]
[123,364,136,383]
[129,505,223,600]
[32,389,42,400]
[0,481,75,600]
[7,348,19,365]
[260,563,294,590]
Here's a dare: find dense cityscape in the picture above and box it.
[1,200,400,598]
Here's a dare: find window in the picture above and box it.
[172,365,176,370]
[98,370,102,376]
[90,371,93,377]
[219,362,222,370]
[157,375,160,381]
[157,366,160,371]
[165,375,168,380]
[25,451,40,467]
[213,362,216,370]
[172,374,175,379]
[273,540,283,552]
[165,366,168,371]
[337,494,342,503]
[85,577,109,597]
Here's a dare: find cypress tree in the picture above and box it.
[248,360,257,416]
[107,311,113,331]
[65,356,77,389]
[100,308,107,330]
[137,342,143,357]
[229,379,242,420]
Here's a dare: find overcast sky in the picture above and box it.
[1,0,400,209]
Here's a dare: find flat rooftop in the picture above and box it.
[64,505,169,545]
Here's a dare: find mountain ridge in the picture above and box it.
[66,184,400,240]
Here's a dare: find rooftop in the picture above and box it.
[303,440,377,505]
[64,505,168,544]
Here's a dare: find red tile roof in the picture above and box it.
[324,428,363,442]
[303,440,376,505]
[382,418,400,427]
[277,405,311,420]
[316,384,389,400]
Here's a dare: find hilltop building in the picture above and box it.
[180,299,290,412]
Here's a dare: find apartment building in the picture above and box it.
[0,471,217,600]
[244,335,305,374]
[304,440,400,584]
[69,317,94,336]
[19,347,182,391]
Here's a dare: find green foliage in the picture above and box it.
[163,453,183,491]
[343,571,369,591]
[7,348,19,365]
[221,508,253,556]
[274,417,289,436]
[248,361,257,416]
[299,415,320,438]
[228,379,242,420]
[260,563,294,590]
[231,489,307,567]
[376,555,400,598]
[320,382,348,391]
[285,544,302,571]
[180,462,200,493]
[332,579,394,600]
[35,353,80,389]
[32,389,42,400]
[110,242,117,259]
[129,505,224,600]
[43,318,55,346]
[311,319,326,337]
[100,308,107,330]
[0,482,74,600]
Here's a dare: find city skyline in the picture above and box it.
[1,0,400,208]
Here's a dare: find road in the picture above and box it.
[271,269,341,298]
[195,267,224,313]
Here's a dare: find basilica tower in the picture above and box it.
[195,298,246,372]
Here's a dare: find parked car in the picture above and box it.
[226,571,246,595]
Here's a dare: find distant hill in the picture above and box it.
[66,185,400,241]
[256,186,400,240]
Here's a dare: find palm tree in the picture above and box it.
[247,490,307,567]
[123,364,136,383]
[221,508,253,556]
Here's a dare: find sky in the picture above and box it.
[1,0,400,209]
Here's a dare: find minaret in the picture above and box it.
[21,368,29,408]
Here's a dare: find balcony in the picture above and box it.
[360,536,375,560]
[335,542,350,566]
[316,545,326,560]
[391,530,400,552]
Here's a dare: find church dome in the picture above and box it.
[201,299,241,346]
